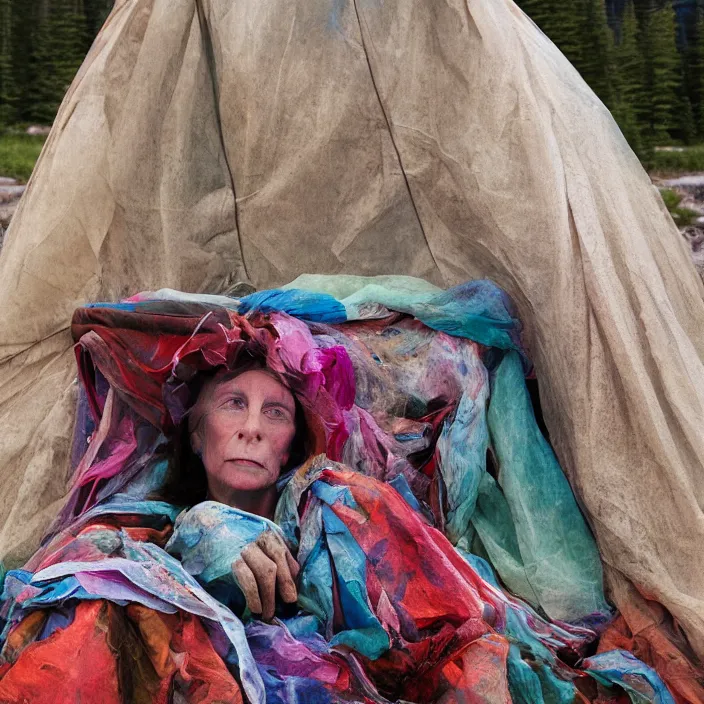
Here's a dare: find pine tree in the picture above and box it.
[0,0,14,125]
[639,2,681,144]
[84,0,112,47]
[611,0,646,151]
[575,0,616,106]
[29,0,88,124]
[517,0,615,105]
[515,0,583,66]
[686,10,704,135]
[605,0,624,39]
[53,0,88,90]
[677,93,696,143]
[10,0,39,123]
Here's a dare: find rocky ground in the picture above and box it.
[0,177,25,249]
[656,174,704,280]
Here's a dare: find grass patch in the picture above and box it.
[0,133,46,183]
[659,187,699,227]
[649,145,704,173]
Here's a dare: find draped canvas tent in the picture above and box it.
[1,0,704,678]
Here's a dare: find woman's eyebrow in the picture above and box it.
[214,386,247,401]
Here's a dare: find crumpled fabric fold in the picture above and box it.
[0,278,691,702]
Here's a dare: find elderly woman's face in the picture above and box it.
[190,370,297,495]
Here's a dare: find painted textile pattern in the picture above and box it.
[0,277,683,703]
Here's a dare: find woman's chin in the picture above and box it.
[207,463,279,497]
[222,470,277,493]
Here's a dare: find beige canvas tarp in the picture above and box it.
[1,0,704,669]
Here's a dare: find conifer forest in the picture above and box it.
[516,0,704,160]
[0,0,112,125]
[0,0,703,162]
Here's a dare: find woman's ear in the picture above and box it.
[190,430,203,458]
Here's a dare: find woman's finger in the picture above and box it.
[232,558,262,615]
[285,549,300,580]
[241,544,277,621]
[256,531,298,603]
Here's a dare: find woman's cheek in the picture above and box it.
[276,426,296,464]
[202,426,225,474]
[208,422,228,454]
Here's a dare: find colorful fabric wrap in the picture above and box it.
[0,275,689,704]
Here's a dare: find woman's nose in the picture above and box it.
[236,411,262,441]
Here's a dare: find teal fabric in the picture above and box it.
[486,352,609,621]
[281,273,607,623]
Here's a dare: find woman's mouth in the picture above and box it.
[229,458,265,469]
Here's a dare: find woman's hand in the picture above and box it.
[232,529,300,621]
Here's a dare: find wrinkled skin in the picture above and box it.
[190,369,300,619]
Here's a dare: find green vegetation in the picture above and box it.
[650,145,704,172]
[0,132,46,182]
[659,187,699,225]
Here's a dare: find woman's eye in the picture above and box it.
[225,397,245,409]
[266,407,287,420]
